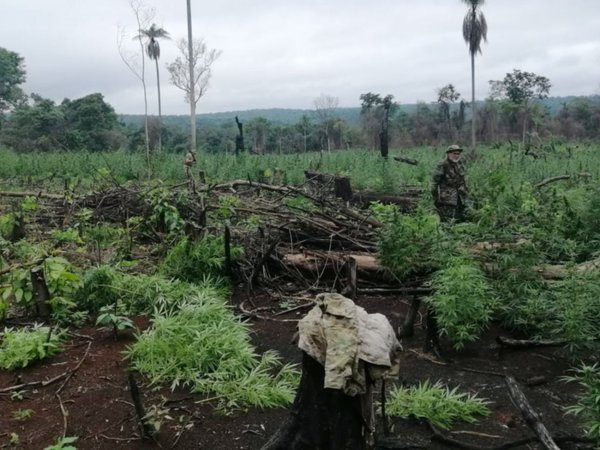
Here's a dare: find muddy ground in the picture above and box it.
[0,290,595,450]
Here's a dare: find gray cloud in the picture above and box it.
[2,0,599,114]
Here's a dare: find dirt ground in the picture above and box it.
[0,290,595,450]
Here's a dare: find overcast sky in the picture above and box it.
[2,0,599,115]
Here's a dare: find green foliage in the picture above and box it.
[95,305,134,339]
[0,46,27,115]
[386,380,490,430]
[75,265,120,314]
[563,364,600,444]
[125,298,299,412]
[9,432,20,445]
[0,325,66,370]
[147,187,186,235]
[160,234,243,283]
[378,207,445,279]
[536,271,600,351]
[12,408,34,420]
[426,254,497,349]
[9,390,26,401]
[43,436,78,450]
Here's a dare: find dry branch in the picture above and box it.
[504,376,560,450]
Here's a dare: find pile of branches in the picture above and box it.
[1,176,425,294]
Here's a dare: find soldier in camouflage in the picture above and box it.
[431,144,468,222]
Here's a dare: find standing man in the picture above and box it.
[431,144,468,222]
[184,149,197,193]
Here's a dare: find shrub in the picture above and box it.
[426,254,497,349]
[378,207,445,280]
[563,364,600,444]
[160,234,243,283]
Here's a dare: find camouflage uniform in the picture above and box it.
[184,151,196,179]
[431,158,468,222]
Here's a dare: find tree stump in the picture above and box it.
[261,352,373,450]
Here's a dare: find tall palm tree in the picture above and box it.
[138,23,170,152]
[462,0,487,150]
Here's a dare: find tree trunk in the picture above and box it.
[186,0,196,154]
[470,51,476,150]
[261,352,372,450]
[155,58,162,153]
[30,267,51,318]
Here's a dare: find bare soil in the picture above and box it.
[0,291,593,450]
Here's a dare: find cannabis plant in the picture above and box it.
[563,364,600,444]
[426,253,497,349]
[386,380,490,429]
[0,325,66,370]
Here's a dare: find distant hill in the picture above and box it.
[119,95,599,129]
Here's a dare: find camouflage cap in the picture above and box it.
[446,144,463,153]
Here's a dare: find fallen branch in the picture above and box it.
[504,376,560,450]
[0,190,64,200]
[393,156,419,166]
[535,172,591,189]
[496,336,567,348]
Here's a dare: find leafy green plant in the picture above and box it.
[125,299,298,412]
[9,432,19,445]
[9,390,26,401]
[96,304,134,340]
[160,234,243,283]
[0,325,66,370]
[563,364,600,444]
[43,435,78,450]
[426,253,497,349]
[386,380,491,429]
[147,187,186,235]
[378,207,446,279]
[12,408,34,420]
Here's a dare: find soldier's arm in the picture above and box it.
[431,163,445,197]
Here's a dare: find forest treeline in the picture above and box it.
[2,91,599,155]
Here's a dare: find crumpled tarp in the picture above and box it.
[298,293,401,396]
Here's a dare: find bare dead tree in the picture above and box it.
[117,0,154,174]
[313,94,339,153]
[167,37,221,155]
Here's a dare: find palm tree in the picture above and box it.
[462,0,487,150]
[138,23,170,152]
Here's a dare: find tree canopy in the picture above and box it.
[0,47,27,118]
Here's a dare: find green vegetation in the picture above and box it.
[124,295,298,412]
[11,408,34,420]
[0,325,66,370]
[386,380,490,429]
[563,364,600,444]
[43,436,78,450]
[426,254,497,349]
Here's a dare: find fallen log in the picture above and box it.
[351,192,418,211]
[393,156,419,166]
[496,336,567,348]
[0,191,64,200]
[282,251,381,273]
[504,376,560,450]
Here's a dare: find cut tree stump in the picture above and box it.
[261,352,373,450]
[30,266,51,318]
